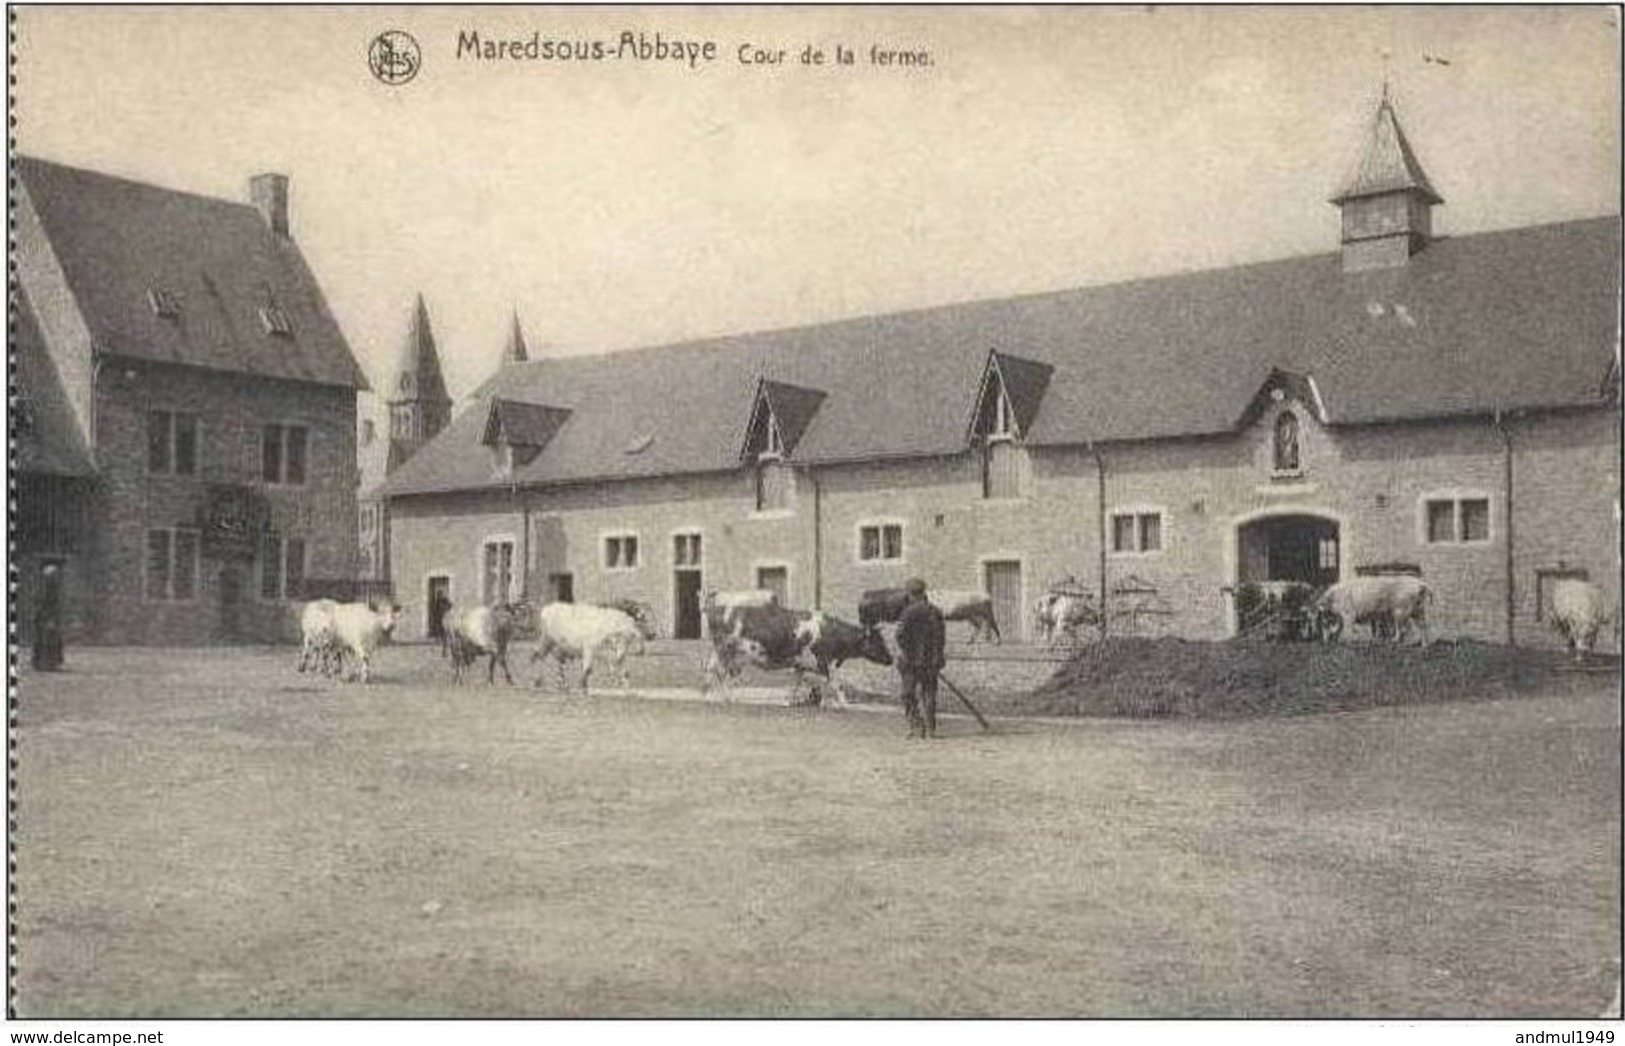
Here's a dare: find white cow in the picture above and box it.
[1034,592,1098,645]
[1314,576,1433,646]
[1548,579,1608,661]
[531,602,646,691]
[328,601,403,683]
[296,599,342,677]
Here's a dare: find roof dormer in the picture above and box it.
[969,350,1052,444]
[481,397,572,470]
[741,378,826,461]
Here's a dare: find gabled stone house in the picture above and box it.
[13,157,369,644]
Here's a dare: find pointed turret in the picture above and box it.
[504,310,530,365]
[1331,94,1443,271]
[386,294,453,472]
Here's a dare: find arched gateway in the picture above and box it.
[1235,513,1341,592]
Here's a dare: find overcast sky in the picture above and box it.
[14,5,1621,407]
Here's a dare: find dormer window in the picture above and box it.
[971,351,1050,500]
[259,302,294,337]
[1273,411,1302,473]
[147,286,182,319]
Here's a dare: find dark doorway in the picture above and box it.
[674,570,703,639]
[426,575,451,639]
[219,562,244,641]
[547,572,574,604]
[1237,515,1340,589]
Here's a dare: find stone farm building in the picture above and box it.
[378,99,1621,648]
[13,157,369,645]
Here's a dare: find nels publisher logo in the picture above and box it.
[368,30,422,85]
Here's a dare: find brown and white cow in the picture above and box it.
[704,602,892,705]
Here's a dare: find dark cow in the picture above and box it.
[445,601,530,685]
[859,587,1000,643]
[703,602,892,705]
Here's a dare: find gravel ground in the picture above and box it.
[11,645,1621,1017]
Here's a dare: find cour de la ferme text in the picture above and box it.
[454,30,933,70]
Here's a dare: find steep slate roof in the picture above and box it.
[1331,98,1443,204]
[390,294,452,404]
[13,289,95,477]
[379,215,1620,498]
[15,156,367,390]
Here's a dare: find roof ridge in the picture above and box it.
[15,154,262,218]
[488,214,1621,373]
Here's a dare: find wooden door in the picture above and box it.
[983,560,1022,642]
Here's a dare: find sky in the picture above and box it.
[13,5,1621,410]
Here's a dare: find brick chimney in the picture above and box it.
[250,173,290,237]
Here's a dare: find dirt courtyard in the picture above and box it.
[11,645,1621,1017]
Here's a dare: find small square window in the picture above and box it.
[1425,497,1490,546]
[858,524,903,562]
[605,535,639,570]
[1111,512,1165,555]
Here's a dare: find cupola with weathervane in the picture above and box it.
[969,350,1052,499]
[1330,92,1444,272]
[741,378,825,512]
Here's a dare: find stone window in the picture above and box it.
[482,539,516,604]
[1423,496,1491,545]
[260,534,306,600]
[147,410,199,476]
[146,527,200,601]
[674,533,703,568]
[262,424,309,485]
[604,533,640,571]
[1111,511,1164,555]
[858,523,904,563]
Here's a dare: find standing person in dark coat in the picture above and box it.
[32,563,65,671]
[896,577,946,739]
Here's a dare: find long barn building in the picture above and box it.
[377,99,1621,648]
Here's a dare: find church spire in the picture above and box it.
[1331,95,1444,272]
[504,309,530,365]
[386,294,453,472]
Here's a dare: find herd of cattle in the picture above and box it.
[293,575,1613,691]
